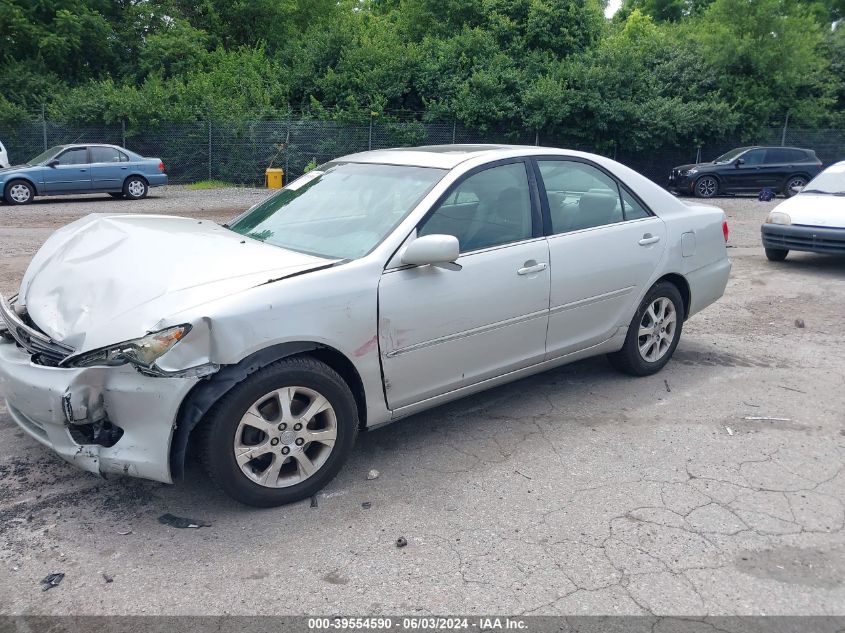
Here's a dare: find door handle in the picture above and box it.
[638,234,660,246]
[517,262,548,275]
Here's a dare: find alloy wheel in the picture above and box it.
[233,386,337,488]
[786,177,806,195]
[696,177,717,198]
[638,297,677,363]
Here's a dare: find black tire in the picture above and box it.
[694,176,719,198]
[608,281,684,377]
[4,179,34,205]
[199,356,358,507]
[123,176,148,200]
[765,248,788,262]
[108,192,124,199]
[783,175,807,198]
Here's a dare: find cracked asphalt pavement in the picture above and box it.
[0,188,843,616]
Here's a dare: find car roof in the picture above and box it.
[53,143,125,150]
[738,146,814,152]
[338,144,588,169]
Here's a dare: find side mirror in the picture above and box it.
[735,158,745,167]
[401,234,459,267]
[47,159,59,168]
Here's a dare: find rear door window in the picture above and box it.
[90,147,123,163]
[537,160,624,234]
[620,186,651,220]
[765,148,789,164]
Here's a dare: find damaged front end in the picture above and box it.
[0,294,201,483]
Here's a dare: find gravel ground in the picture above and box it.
[1,188,844,617]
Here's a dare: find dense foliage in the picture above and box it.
[0,0,842,151]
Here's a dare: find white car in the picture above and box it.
[0,145,731,507]
[0,140,8,168]
[762,160,845,261]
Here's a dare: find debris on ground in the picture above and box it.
[116,530,132,536]
[795,319,805,328]
[310,496,318,508]
[743,416,791,422]
[102,574,113,583]
[361,502,372,509]
[158,514,211,529]
[40,573,64,591]
[367,469,380,480]
[664,380,671,393]
[515,469,532,480]
[779,385,806,394]
[725,426,734,436]
[396,537,407,548]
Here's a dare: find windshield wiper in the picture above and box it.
[800,189,832,195]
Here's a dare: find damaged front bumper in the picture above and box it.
[0,337,197,483]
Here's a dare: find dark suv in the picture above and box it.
[669,146,823,198]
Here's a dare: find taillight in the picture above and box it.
[722,219,729,242]
[158,161,165,172]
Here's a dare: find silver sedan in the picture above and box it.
[0,145,731,506]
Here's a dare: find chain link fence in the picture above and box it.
[1,115,843,187]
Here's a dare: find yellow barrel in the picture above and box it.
[265,168,284,189]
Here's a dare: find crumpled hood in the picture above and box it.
[19,214,337,350]
[775,194,845,228]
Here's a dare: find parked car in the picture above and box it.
[761,160,845,261]
[0,145,731,507]
[0,140,8,168]
[669,146,823,198]
[0,144,166,205]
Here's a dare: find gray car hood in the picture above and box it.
[19,214,336,350]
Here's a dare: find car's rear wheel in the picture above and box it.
[123,176,148,200]
[783,175,807,198]
[765,248,789,262]
[108,192,124,199]
[608,281,683,376]
[4,179,34,205]
[694,176,719,198]
[200,356,358,507]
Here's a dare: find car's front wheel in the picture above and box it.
[200,356,358,507]
[123,176,148,200]
[694,176,719,198]
[765,248,789,262]
[4,179,34,205]
[608,281,683,376]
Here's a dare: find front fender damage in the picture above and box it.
[167,342,320,481]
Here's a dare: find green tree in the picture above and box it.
[691,0,833,132]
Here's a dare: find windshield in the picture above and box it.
[801,164,845,195]
[713,148,750,164]
[27,145,64,165]
[229,162,446,259]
